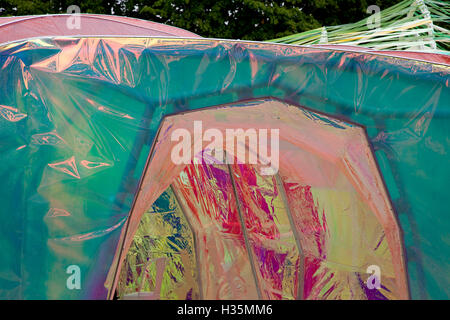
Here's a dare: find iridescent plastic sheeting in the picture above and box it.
[116,188,199,300]
[116,99,407,299]
[230,165,300,300]
[0,14,199,44]
[0,36,448,299]
[173,164,259,299]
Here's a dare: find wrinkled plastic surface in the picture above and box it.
[311,44,450,65]
[116,99,408,300]
[117,98,408,299]
[116,187,200,300]
[0,37,448,299]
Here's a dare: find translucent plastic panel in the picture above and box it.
[1,37,447,299]
[282,183,400,299]
[119,98,408,300]
[171,164,259,299]
[116,188,200,300]
[230,164,301,300]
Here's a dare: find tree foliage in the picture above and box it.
[0,0,402,40]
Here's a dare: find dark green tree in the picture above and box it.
[0,0,403,40]
[301,0,400,27]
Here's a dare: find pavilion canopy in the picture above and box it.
[0,14,200,45]
[0,17,448,301]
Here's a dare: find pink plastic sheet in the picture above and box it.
[0,14,199,45]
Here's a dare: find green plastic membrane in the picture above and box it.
[0,37,448,299]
